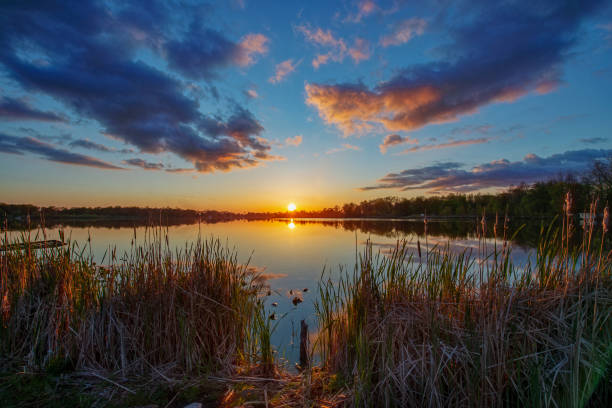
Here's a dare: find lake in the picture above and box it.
[5,217,541,368]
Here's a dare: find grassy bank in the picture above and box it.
[1,203,611,407]
[1,227,274,406]
[315,206,611,407]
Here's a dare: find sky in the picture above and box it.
[0,0,611,212]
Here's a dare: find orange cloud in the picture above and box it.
[305,82,441,135]
[345,0,378,23]
[348,38,371,63]
[285,135,303,147]
[296,25,370,68]
[236,33,269,66]
[269,59,299,83]
[296,25,345,49]
[312,54,330,69]
[303,0,592,138]
[305,64,558,136]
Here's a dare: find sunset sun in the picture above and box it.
[287,203,297,212]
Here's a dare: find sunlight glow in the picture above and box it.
[288,219,296,229]
[288,202,297,212]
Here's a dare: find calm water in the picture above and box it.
[6,218,538,367]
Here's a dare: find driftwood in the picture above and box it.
[1,240,65,251]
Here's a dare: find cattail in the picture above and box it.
[603,206,609,234]
[494,213,499,239]
[481,211,486,237]
[417,239,422,260]
[564,191,573,216]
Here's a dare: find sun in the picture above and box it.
[287,202,297,212]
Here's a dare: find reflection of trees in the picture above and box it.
[3,216,238,230]
[8,215,606,252]
[290,219,547,248]
[12,218,201,230]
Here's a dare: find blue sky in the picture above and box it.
[0,0,611,211]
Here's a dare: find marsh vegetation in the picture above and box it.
[1,198,610,407]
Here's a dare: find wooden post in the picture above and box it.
[299,319,309,370]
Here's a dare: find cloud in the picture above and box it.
[306,1,605,135]
[0,133,122,169]
[345,0,378,23]
[348,38,371,63]
[296,25,370,68]
[122,158,165,170]
[312,54,330,69]
[16,128,73,145]
[360,149,612,193]
[235,33,269,66]
[165,25,239,80]
[450,124,493,136]
[165,167,193,173]
[245,89,259,99]
[326,143,361,155]
[165,26,268,79]
[360,162,462,191]
[379,134,418,153]
[269,59,299,83]
[296,24,346,48]
[344,0,401,23]
[398,137,490,154]
[296,25,347,68]
[69,139,133,154]
[305,82,440,135]
[285,135,303,147]
[0,96,66,122]
[380,18,427,47]
[579,137,608,144]
[0,1,279,173]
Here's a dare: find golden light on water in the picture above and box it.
[287,202,297,212]
[288,219,296,229]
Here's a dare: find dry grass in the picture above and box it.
[1,226,265,381]
[2,199,611,407]
[315,201,611,407]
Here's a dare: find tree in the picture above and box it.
[587,155,612,204]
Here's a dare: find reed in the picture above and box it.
[315,203,611,407]
[0,226,265,380]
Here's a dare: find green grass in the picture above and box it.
[0,372,94,408]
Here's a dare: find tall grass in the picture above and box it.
[316,204,611,407]
[0,226,266,379]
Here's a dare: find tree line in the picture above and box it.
[3,155,611,224]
